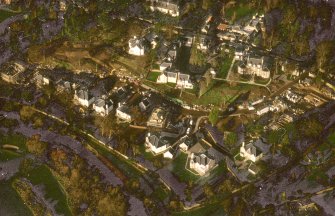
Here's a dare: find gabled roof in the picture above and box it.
[167,49,177,59]
[166,71,177,78]
[244,143,262,157]
[178,73,190,81]
[129,37,144,49]
[248,56,263,66]
[147,131,178,148]
[94,98,113,108]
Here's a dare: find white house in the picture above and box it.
[128,36,145,56]
[139,98,151,112]
[176,73,193,89]
[163,151,173,159]
[189,152,216,176]
[157,71,194,89]
[178,135,196,152]
[116,104,132,122]
[160,61,172,72]
[93,99,113,116]
[149,0,179,17]
[197,36,209,50]
[240,142,263,162]
[145,131,178,154]
[74,89,95,107]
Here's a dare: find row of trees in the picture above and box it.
[49,148,127,215]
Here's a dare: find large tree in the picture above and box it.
[316,40,335,72]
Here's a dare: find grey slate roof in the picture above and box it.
[147,131,177,148]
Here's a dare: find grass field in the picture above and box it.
[0,149,21,162]
[0,181,33,216]
[0,133,27,151]
[147,72,161,82]
[27,165,72,216]
[171,152,199,183]
[0,9,17,23]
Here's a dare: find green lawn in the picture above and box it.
[193,81,237,106]
[0,181,33,216]
[0,9,17,23]
[171,153,199,183]
[225,4,256,21]
[27,165,72,216]
[173,201,226,216]
[0,133,27,152]
[147,72,161,82]
[210,161,227,177]
[328,132,335,146]
[0,149,21,162]
[217,57,233,79]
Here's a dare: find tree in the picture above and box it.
[297,118,323,139]
[316,40,335,72]
[26,134,48,156]
[20,106,36,122]
[130,106,146,124]
[203,70,212,87]
[208,108,219,126]
[203,183,214,198]
[202,0,212,10]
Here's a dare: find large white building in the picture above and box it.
[237,56,270,79]
[149,0,179,17]
[128,36,146,56]
[189,152,216,176]
[240,142,263,162]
